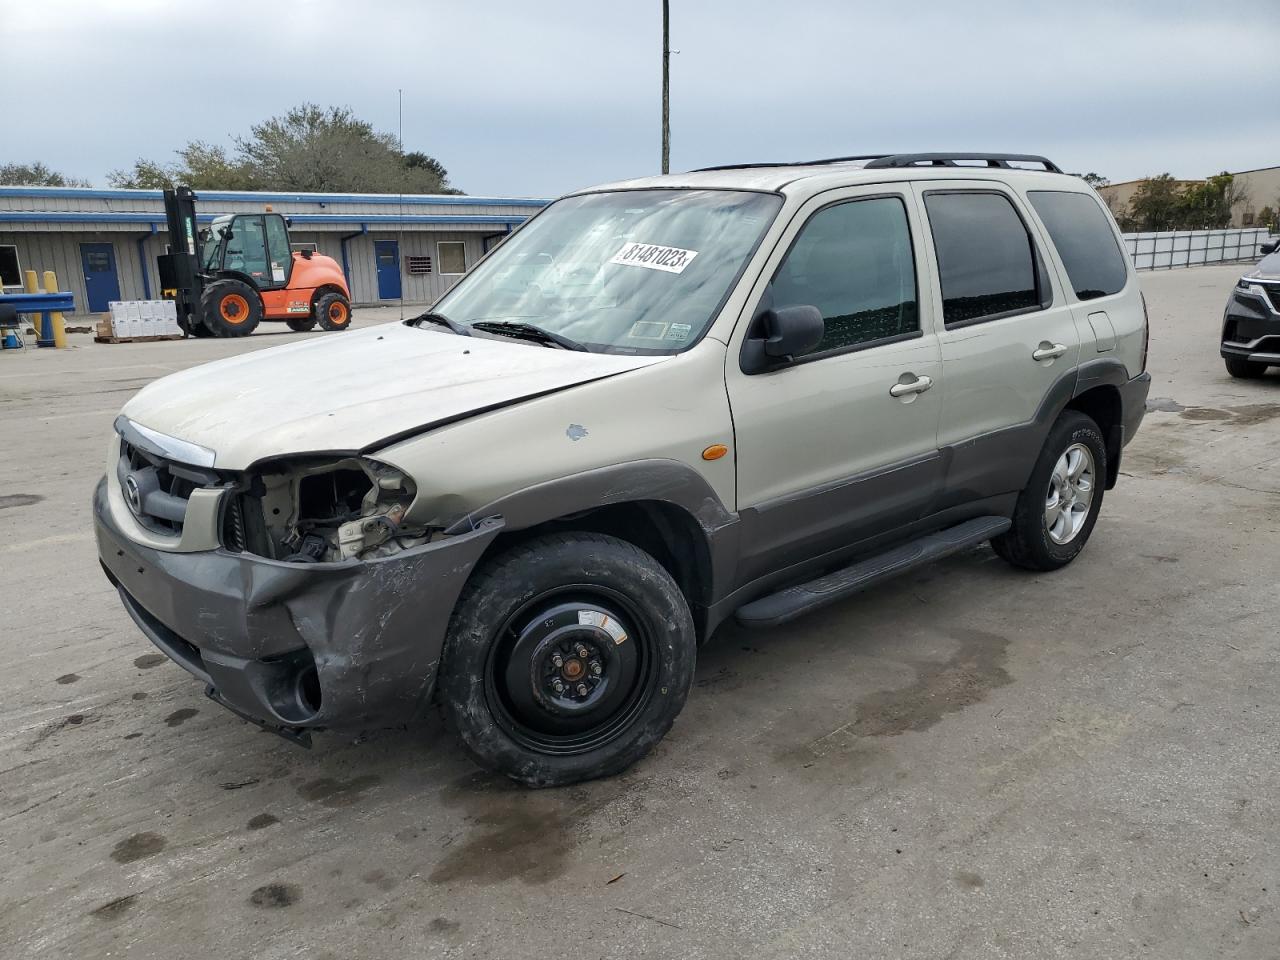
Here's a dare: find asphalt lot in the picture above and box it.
[2,267,1278,959]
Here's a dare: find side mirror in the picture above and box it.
[742,304,824,373]
[1261,241,1278,255]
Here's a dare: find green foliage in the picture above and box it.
[1126,171,1249,231]
[1081,172,1109,189]
[108,103,460,194]
[0,162,91,187]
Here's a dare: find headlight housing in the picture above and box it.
[224,456,431,561]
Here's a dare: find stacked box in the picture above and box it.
[107,301,182,337]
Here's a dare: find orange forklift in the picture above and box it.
[158,186,353,338]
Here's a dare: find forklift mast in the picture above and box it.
[156,186,203,328]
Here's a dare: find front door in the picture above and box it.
[913,183,1084,509]
[374,240,401,299]
[726,187,945,584]
[80,243,121,312]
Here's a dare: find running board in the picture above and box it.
[734,516,1011,629]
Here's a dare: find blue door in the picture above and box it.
[80,243,121,312]
[374,240,401,299]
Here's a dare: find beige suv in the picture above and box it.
[95,153,1151,786]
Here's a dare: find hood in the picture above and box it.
[122,323,666,469]
[1246,249,1280,281]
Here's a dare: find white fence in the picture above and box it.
[1122,227,1276,271]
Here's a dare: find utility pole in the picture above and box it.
[661,0,670,174]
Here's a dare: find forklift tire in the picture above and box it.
[315,292,352,332]
[201,279,262,338]
[179,313,215,338]
[287,317,317,333]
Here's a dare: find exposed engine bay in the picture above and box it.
[224,457,435,562]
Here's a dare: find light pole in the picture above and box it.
[661,0,670,174]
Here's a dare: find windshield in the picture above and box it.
[201,216,232,270]
[431,189,782,354]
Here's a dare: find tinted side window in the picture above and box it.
[264,215,291,284]
[1028,190,1127,300]
[924,192,1040,326]
[770,196,918,355]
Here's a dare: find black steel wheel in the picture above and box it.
[439,533,696,787]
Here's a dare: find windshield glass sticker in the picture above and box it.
[666,323,692,341]
[609,242,698,274]
[627,321,669,339]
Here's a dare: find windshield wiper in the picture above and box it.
[409,311,471,336]
[470,320,589,352]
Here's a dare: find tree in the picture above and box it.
[1177,172,1248,230]
[0,162,91,187]
[109,104,459,194]
[1127,174,1185,231]
[1081,172,1109,189]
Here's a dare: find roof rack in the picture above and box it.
[691,155,888,173]
[863,153,1062,173]
[691,152,1062,174]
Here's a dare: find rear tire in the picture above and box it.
[200,279,261,337]
[992,411,1107,572]
[315,292,352,331]
[438,533,697,788]
[1224,355,1268,379]
[286,317,317,333]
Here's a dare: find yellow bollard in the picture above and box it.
[42,270,67,348]
[22,270,39,338]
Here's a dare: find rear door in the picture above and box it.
[912,182,1082,510]
[726,185,944,583]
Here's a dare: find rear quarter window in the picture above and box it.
[1028,190,1128,300]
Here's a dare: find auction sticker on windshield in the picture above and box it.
[610,242,699,274]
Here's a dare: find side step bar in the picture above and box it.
[734,516,1011,629]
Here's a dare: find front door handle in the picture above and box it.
[1033,342,1068,362]
[889,374,933,398]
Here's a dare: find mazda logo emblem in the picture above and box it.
[124,475,142,515]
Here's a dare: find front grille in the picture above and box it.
[1265,285,1280,312]
[117,438,218,536]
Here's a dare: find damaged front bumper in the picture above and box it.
[94,477,502,740]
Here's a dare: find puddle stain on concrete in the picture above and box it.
[110,831,167,864]
[296,775,381,809]
[89,893,139,920]
[249,883,300,908]
[851,629,1013,738]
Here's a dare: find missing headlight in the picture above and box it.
[229,457,433,562]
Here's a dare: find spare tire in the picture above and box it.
[200,279,262,337]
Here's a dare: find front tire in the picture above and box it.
[200,279,262,337]
[315,292,352,331]
[438,533,697,788]
[992,411,1107,572]
[1224,355,1268,379]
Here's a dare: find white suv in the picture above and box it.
[95,153,1151,786]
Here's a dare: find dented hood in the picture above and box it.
[122,323,666,469]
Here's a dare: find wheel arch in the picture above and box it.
[1068,358,1134,490]
[443,460,740,641]
[309,283,349,308]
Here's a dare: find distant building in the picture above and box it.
[0,186,550,311]
[1097,166,1280,228]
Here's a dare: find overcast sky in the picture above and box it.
[6,0,1279,197]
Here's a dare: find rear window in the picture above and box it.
[1028,190,1127,300]
[923,191,1044,326]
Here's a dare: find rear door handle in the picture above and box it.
[1033,342,1068,361]
[889,374,933,398]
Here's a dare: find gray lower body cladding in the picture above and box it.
[94,478,502,733]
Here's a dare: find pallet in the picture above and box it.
[94,334,185,344]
